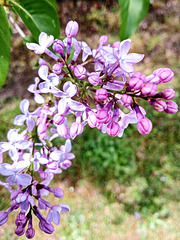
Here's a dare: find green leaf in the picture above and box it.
[0,5,10,88]
[10,0,60,41]
[118,0,150,40]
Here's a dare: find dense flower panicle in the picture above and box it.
[0,20,178,238]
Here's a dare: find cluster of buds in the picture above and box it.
[0,20,178,238]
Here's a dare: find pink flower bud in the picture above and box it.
[57,124,70,138]
[112,41,121,48]
[39,58,47,66]
[96,109,109,123]
[165,101,178,114]
[53,114,65,125]
[137,117,152,135]
[151,100,167,112]
[88,72,102,85]
[52,63,63,75]
[161,88,175,100]
[53,39,64,54]
[121,94,132,107]
[95,88,108,101]
[74,65,87,79]
[60,160,72,169]
[107,121,120,136]
[128,72,146,90]
[65,20,79,37]
[153,68,174,83]
[88,111,97,128]
[99,35,108,46]
[70,122,84,139]
[141,82,157,96]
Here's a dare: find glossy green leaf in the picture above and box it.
[0,5,10,88]
[10,0,60,41]
[118,0,150,40]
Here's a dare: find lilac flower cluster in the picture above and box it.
[0,20,178,238]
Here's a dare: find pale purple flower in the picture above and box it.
[50,139,75,163]
[47,204,70,225]
[0,129,31,162]
[100,39,144,73]
[0,161,32,186]
[26,32,54,54]
[14,99,41,131]
[58,81,86,115]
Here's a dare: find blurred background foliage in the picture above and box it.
[0,0,180,239]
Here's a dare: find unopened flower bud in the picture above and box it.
[88,72,102,85]
[161,88,175,100]
[65,20,79,37]
[39,58,47,66]
[96,109,109,123]
[141,82,157,96]
[26,228,35,239]
[128,72,146,90]
[53,39,64,54]
[137,117,152,135]
[88,111,97,128]
[121,94,132,107]
[53,188,64,198]
[15,226,26,236]
[70,122,84,139]
[112,41,121,48]
[107,121,120,137]
[99,35,108,46]
[153,68,174,83]
[60,160,72,169]
[95,88,108,101]
[52,63,63,75]
[165,101,178,114]
[74,65,87,79]
[151,100,167,112]
[53,114,65,125]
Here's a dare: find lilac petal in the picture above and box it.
[31,107,42,117]
[63,81,77,97]
[14,115,26,126]
[124,53,144,63]
[34,161,40,171]
[7,129,19,142]
[68,99,86,112]
[0,164,14,176]
[20,99,29,115]
[60,204,70,213]
[16,140,30,150]
[38,65,48,80]
[34,93,45,104]
[16,193,27,203]
[52,211,60,225]
[58,98,67,115]
[6,175,17,185]
[66,153,75,160]
[26,118,35,131]
[50,151,63,161]
[48,73,59,86]
[26,43,39,51]
[47,211,53,223]
[39,32,48,46]
[16,174,32,186]
[64,139,72,153]
[9,147,19,161]
[16,161,30,172]
[21,200,29,212]
[120,61,134,73]
[120,39,131,57]
[39,157,48,165]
